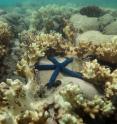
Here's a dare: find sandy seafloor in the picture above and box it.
[0,1,117,124]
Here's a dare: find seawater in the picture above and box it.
[0,0,117,9]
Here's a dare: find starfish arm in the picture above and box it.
[35,64,56,70]
[62,58,73,66]
[48,56,59,65]
[48,67,60,88]
[62,67,83,79]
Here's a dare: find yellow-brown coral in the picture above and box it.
[0,44,7,58]
[0,21,12,58]
[0,26,117,124]
[95,36,117,64]
[81,59,111,86]
[60,83,115,119]
[0,21,12,45]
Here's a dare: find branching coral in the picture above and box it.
[60,83,115,119]
[0,26,117,123]
[76,36,117,65]
[0,21,12,59]
[0,21,13,81]
[105,70,117,98]
[95,36,117,64]
[0,21,12,45]
[17,31,65,81]
[81,59,117,98]
[0,78,85,124]
[0,79,48,124]
[81,59,111,86]
[29,4,78,35]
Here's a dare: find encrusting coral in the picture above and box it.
[79,6,105,17]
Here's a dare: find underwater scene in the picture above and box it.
[0,0,117,124]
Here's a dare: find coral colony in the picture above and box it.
[35,56,83,88]
[0,4,117,124]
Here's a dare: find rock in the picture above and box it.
[111,10,117,17]
[38,57,77,85]
[103,20,117,35]
[98,14,115,31]
[76,30,115,45]
[61,77,100,99]
[37,57,99,99]
[70,14,99,33]
[0,9,7,16]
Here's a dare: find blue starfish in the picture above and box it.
[35,56,83,88]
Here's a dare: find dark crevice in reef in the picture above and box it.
[74,106,117,124]
[98,60,117,72]
[79,6,105,17]
[0,58,9,82]
[83,55,117,72]
[74,107,107,124]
